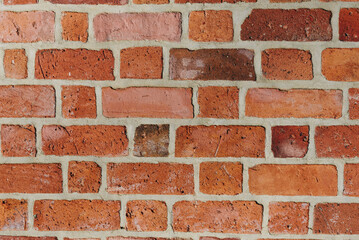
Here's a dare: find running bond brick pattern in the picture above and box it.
[1,0,359,239]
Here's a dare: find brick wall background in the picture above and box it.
[0,0,358,239]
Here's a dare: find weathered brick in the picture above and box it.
[120,47,163,79]
[200,238,240,240]
[249,164,337,196]
[62,12,88,42]
[268,202,309,234]
[0,164,62,193]
[170,49,255,80]
[3,0,37,4]
[94,13,181,42]
[262,49,313,80]
[189,11,233,42]
[62,86,96,119]
[173,201,262,233]
[0,85,55,118]
[133,124,169,157]
[126,200,167,231]
[271,126,309,158]
[340,8,359,41]
[198,86,239,119]
[46,0,126,4]
[102,87,193,118]
[133,0,168,4]
[241,9,332,41]
[34,200,121,231]
[200,162,242,195]
[4,49,28,79]
[349,88,359,119]
[0,199,27,231]
[64,239,99,240]
[68,161,101,193]
[107,163,194,195]
[0,238,57,240]
[344,164,359,196]
[35,49,114,80]
[314,203,359,234]
[175,125,265,158]
[108,238,186,240]
[0,11,54,42]
[315,125,359,158]
[1,125,36,157]
[245,88,342,118]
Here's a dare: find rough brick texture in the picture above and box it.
[0,199,28,231]
[339,8,359,41]
[68,161,101,193]
[4,49,28,79]
[62,86,97,119]
[61,12,88,42]
[1,124,36,157]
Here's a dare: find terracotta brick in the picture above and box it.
[4,49,28,79]
[68,161,101,193]
[268,202,309,234]
[126,200,167,231]
[340,8,359,41]
[241,9,332,41]
[0,85,55,118]
[1,125,36,157]
[200,162,242,195]
[177,0,255,2]
[314,203,359,234]
[0,11,54,43]
[42,125,128,156]
[189,11,233,42]
[62,12,88,42]
[344,164,359,196]
[120,47,163,79]
[108,238,187,240]
[173,201,262,233]
[0,238,57,240]
[198,86,239,119]
[170,48,255,81]
[64,239,99,240]
[35,49,114,80]
[133,124,169,157]
[175,125,265,158]
[315,125,359,158]
[249,164,337,196]
[46,0,127,4]
[133,0,168,4]
[270,0,309,1]
[271,126,309,158]
[62,86,96,119]
[34,200,121,231]
[107,163,194,195]
[349,88,359,119]
[3,0,37,4]
[262,49,313,80]
[200,238,240,240]
[94,13,181,42]
[0,164,62,193]
[245,88,342,118]
[102,87,193,118]
[322,48,359,81]
[0,199,27,231]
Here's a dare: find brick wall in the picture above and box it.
[0,0,358,239]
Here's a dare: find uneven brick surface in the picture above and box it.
[0,199,28,231]
[4,49,28,79]
[339,8,359,41]
[1,125,36,157]
[46,0,127,4]
[62,86,97,119]
[344,164,359,196]
[68,161,101,193]
[61,12,88,42]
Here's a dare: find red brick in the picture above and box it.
[65,239,99,240]
[176,0,255,3]
[46,0,126,4]
[200,238,240,240]
[120,47,163,79]
[170,48,255,81]
[200,162,242,195]
[314,203,359,234]
[94,13,181,42]
[173,201,262,233]
[175,125,265,158]
[268,202,309,234]
[271,126,309,158]
[34,200,121,231]
[249,164,337,196]
[62,12,88,42]
[1,125,36,157]
[62,86,96,119]
[245,88,342,118]
[0,11,54,43]
[0,238,57,240]
[126,200,167,231]
[270,0,309,1]
[107,163,194,195]
[315,125,359,158]
[0,199,27,230]
[198,86,239,119]
[4,49,28,79]
[35,49,114,80]
[262,49,313,80]
[241,9,332,41]
[108,238,187,240]
[0,85,55,118]
[68,161,101,193]
[344,164,359,196]
[42,125,128,156]
[340,8,359,41]
[0,164,62,193]
[102,87,193,118]
[3,0,37,4]
[322,48,359,81]
[349,88,359,119]
[189,11,233,42]
[133,0,168,4]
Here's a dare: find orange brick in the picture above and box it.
[62,12,88,42]
[4,49,28,79]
